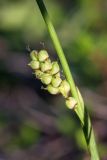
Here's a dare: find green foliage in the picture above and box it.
[56,114,78,137]
[0,0,107,158]
[0,0,63,43]
[35,0,100,159]
[12,123,40,148]
[75,129,87,150]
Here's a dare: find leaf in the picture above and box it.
[76,87,84,110]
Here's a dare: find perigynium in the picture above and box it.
[28,49,77,109]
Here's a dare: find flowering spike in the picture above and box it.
[50,62,60,75]
[28,49,77,109]
[55,72,60,77]
[40,73,52,85]
[30,50,38,60]
[40,59,52,72]
[38,50,49,62]
[66,97,77,109]
[59,80,70,98]
[46,84,59,95]
[29,60,40,69]
[34,70,43,79]
[51,77,62,88]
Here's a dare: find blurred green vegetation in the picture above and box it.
[0,0,107,159]
[11,123,40,148]
[1,0,107,86]
[0,113,40,150]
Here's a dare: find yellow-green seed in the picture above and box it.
[46,84,59,95]
[50,62,60,75]
[38,50,49,62]
[30,50,38,60]
[40,73,52,85]
[35,70,43,79]
[29,60,39,70]
[40,59,52,72]
[51,77,62,88]
[55,72,60,77]
[59,80,70,98]
[66,97,77,109]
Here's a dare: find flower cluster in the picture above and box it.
[28,50,77,109]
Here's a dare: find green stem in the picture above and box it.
[35,0,100,159]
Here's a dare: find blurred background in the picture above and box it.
[0,0,107,159]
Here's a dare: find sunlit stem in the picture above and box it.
[35,0,100,159]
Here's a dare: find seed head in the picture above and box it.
[51,76,62,88]
[28,49,77,110]
[50,62,60,75]
[46,84,59,95]
[66,97,77,109]
[40,59,52,72]
[38,50,49,62]
[30,50,38,61]
[55,72,60,77]
[34,70,43,79]
[28,60,40,70]
[59,80,70,98]
[40,73,52,85]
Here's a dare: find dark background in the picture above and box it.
[0,0,107,159]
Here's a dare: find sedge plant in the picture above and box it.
[28,0,100,159]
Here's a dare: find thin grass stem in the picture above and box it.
[35,0,100,159]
